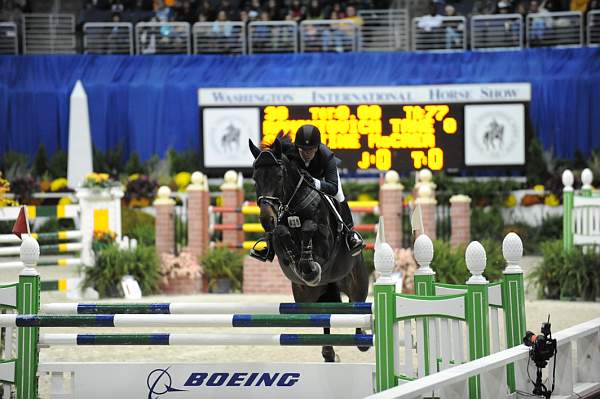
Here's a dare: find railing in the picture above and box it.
[412,16,467,51]
[192,21,245,55]
[83,22,134,55]
[135,22,190,54]
[589,10,600,46]
[22,14,76,54]
[365,317,600,399]
[299,19,359,53]
[526,11,583,48]
[471,14,523,50]
[0,22,18,55]
[359,9,409,51]
[248,21,297,54]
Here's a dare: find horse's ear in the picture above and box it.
[272,137,282,159]
[248,139,261,159]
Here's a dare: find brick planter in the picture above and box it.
[159,276,202,295]
[242,256,292,295]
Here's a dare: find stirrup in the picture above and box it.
[250,238,274,262]
[346,231,364,257]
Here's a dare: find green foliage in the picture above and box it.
[32,144,49,177]
[168,148,201,174]
[525,137,550,188]
[341,181,380,201]
[434,174,522,207]
[48,150,68,179]
[529,240,600,301]
[199,247,244,292]
[124,152,144,176]
[431,240,505,285]
[84,244,160,298]
[0,221,13,234]
[10,176,37,203]
[93,143,125,177]
[35,218,75,232]
[2,151,30,180]
[122,208,155,238]
[471,206,505,242]
[362,249,374,276]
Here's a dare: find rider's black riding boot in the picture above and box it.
[250,233,275,262]
[339,200,364,256]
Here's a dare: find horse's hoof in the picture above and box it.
[322,346,336,363]
[300,261,321,286]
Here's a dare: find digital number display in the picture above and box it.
[260,104,464,173]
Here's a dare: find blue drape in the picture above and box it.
[1,48,599,161]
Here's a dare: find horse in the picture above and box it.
[249,137,370,362]
[221,124,241,152]
[483,119,504,151]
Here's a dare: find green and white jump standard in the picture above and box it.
[0,221,527,399]
[562,168,600,252]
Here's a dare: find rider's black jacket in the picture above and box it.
[297,144,339,197]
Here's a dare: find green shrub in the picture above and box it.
[530,240,600,301]
[84,244,160,298]
[32,144,49,178]
[122,208,155,238]
[35,218,76,233]
[471,206,504,243]
[431,240,505,285]
[362,249,374,276]
[199,248,244,292]
[341,181,380,201]
[48,150,68,179]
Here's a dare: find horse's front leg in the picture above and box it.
[297,219,321,286]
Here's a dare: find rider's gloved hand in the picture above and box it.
[312,178,321,190]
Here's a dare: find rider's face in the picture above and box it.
[298,147,317,163]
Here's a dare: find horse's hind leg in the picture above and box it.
[319,283,342,363]
[340,255,371,353]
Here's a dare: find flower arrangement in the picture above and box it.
[10,176,38,204]
[0,173,18,207]
[394,248,418,294]
[159,251,203,294]
[544,194,560,206]
[92,230,117,253]
[50,178,69,192]
[82,173,120,190]
[504,194,517,208]
[125,175,158,208]
[174,172,191,191]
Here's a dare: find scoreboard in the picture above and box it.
[260,103,463,172]
[198,84,531,175]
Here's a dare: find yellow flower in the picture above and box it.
[85,173,96,180]
[403,194,414,206]
[504,194,517,208]
[58,197,72,205]
[51,178,69,192]
[99,173,109,181]
[544,194,560,206]
[533,184,545,192]
[128,174,140,182]
[357,193,373,202]
[175,172,191,189]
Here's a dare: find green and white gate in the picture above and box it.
[562,168,600,252]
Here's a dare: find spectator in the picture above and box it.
[322,9,344,51]
[418,2,443,32]
[265,0,284,20]
[529,0,546,44]
[516,1,528,17]
[289,0,305,22]
[444,4,464,49]
[307,0,324,19]
[588,0,600,10]
[239,9,249,24]
[472,0,496,15]
[111,0,125,13]
[570,0,590,11]
[254,11,273,50]
[212,9,233,38]
[175,1,197,24]
[541,0,565,11]
[248,0,262,15]
[199,0,216,21]
[0,0,22,23]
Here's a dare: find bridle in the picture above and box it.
[255,154,305,224]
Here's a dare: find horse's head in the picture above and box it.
[249,138,286,232]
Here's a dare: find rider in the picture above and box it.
[250,124,364,262]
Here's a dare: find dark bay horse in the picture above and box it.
[249,137,370,362]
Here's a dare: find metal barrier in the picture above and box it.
[135,22,190,54]
[412,16,466,51]
[248,21,297,54]
[83,22,134,55]
[471,14,523,50]
[22,14,76,54]
[359,9,409,51]
[192,21,245,55]
[300,19,359,53]
[588,10,600,46]
[526,11,583,47]
[0,22,18,54]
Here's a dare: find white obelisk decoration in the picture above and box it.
[67,80,93,189]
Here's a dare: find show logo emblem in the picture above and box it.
[147,368,187,399]
[220,123,241,152]
[470,110,519,160]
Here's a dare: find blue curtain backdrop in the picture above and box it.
[0,47,599,161]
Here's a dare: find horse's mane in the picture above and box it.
[264,134,301,164]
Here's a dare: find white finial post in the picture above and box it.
[562,169,574,192]
[563,169,575,251]
[19,236,40,276]
[581,168,593,197]
[414,234,434,276]
[465,241,487,284]
[502,232,523,274]
[373,216,398,392]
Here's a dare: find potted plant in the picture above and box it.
[159,251,203,295]
[125,174,158,208]
[199,247,243,293]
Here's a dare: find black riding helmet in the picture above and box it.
[294,125,321,150]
